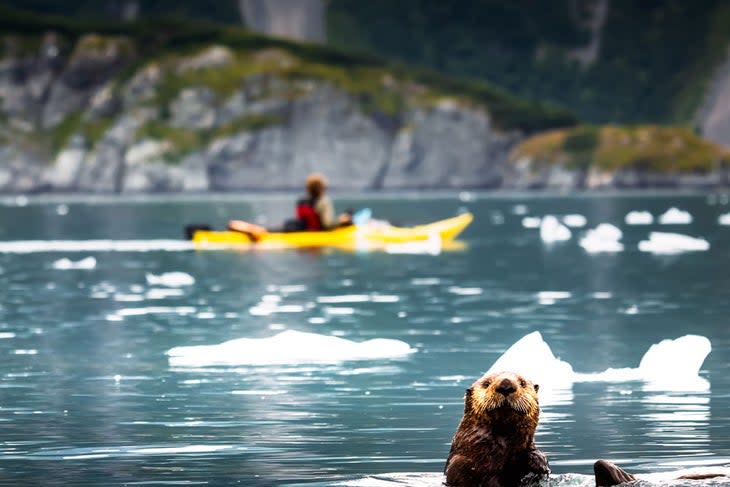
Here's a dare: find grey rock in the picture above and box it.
[169,87,217,130]
[41,35,134,128]
[383,100,506,189]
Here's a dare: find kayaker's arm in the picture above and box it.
[315,195,336,229]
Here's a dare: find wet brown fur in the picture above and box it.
[445,371,550,487]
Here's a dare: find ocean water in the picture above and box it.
[0,192,729,487]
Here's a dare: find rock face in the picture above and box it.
[0,38,528,193]
[3,33,724,194]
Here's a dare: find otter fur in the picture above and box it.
[445,370,550,486]
[594,459,730,486]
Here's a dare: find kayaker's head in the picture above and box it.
[305,173,328,200]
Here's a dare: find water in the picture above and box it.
[1,192,730,486]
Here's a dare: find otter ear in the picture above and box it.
[534,384,540,393]
[464,387,473,413]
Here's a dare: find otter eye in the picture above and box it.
[534,384,540,392]
[519,379,527,388]
[481,379,491,387]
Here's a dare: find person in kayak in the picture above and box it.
[291,173,352,231]
[226,173,352,237]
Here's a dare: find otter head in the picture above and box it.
[464,371,540,431]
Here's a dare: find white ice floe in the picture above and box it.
[487,331,711,397]
[512,204,528,215]
[625,210,654,225]
[579,223,624,253]
[562,214,587,228]
[539,215,571,242]
[145,272,195,287]
[638,232,709,254]
[52,256,97,270]
[167,330,415,366]
[658,207,693,224]
[0,240,195,253]
[385,232,441,255]
[521,216,541,228]
[718,212,730,225]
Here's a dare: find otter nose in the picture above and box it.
[496,378,516,396]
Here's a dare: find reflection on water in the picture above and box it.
[1,193,730,486]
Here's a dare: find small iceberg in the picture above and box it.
[167,330,416,367]
[658,207,693,224]
[145,272,195,287]
[625,210,653,225]
[487,331,711,395]
[579,224,624,253]
[562,214,587,228]
[521,216,541,229]
[540,215,571,242]
[719,212,730,226]
[638,232,709,254]
[52,256,97,270]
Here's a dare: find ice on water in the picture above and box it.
[52,256,97,269]
[579,223,624,253]
[638,232,710,254]
[167,330,416,367]
[625,210,654,225]
[486,331,711,396]
[540,215,572,242]
[658,207,693,225]
[145,272,195,287]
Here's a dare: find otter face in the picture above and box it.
[466,371,539,416]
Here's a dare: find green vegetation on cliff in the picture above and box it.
[514,126,730,173]
[327,0,730,125]
[0,4,576,138]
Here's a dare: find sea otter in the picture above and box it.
[444,370,550,486]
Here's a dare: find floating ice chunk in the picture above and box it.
[719,213,730,225]
[167,330,415,366]
[638,232,709,254]
[658,207,692,224]
[562,214,587,228]
[487,332,712,398]
[521,216,541,228]
[512,204,528,215]
[385,232,441,255]
[638,335,711,381]
[52,256,97,270]
[145,272,195,287]
[487,331,575,390]
[625,210,653,225]
[579,224,624,253]
[539,215,571,242]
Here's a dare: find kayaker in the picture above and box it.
[298,173,352,230]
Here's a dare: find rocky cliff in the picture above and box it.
[1,28,556,194]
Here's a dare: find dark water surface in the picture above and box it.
[1,192,729,486]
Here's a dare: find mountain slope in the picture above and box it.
[327,0,730,126]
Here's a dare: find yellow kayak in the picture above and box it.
[191,212,473,251]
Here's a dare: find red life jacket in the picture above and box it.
[296,199,322,230]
